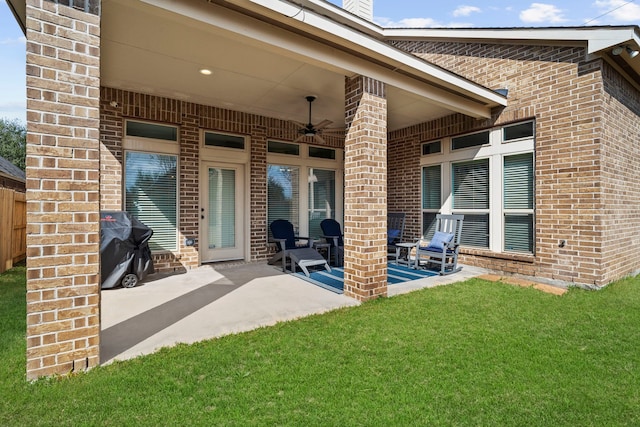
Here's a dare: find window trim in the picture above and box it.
[123,122,180,254]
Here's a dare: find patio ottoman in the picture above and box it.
[285,247,331,277]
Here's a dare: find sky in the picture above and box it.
[1,0,640,124]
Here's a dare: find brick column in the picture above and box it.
[343,76,388,301]
[25,0,101,379]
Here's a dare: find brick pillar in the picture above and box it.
[343,76,388,301]
[25,0,101,379]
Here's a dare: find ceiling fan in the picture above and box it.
[292,96,340,144]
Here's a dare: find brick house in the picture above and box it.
[6,0,640,378]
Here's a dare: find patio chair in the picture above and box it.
[320,218,344,266]
[268,219,331,277]
[413,214,464,275]
[387,212,406,258]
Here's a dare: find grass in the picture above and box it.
[1,264,639,426]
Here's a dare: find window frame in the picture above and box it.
[123,121,180,254]
[267,141,343,241]
[420,121,535,255]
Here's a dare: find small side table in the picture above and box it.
[313,242,331,265]
[394,242,416,267]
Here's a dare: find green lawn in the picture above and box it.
[1,264,639,426]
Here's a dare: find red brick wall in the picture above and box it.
[388,40,639,287]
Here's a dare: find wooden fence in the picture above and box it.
[0,188,27,274]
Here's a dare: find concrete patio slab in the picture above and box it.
[100,262,490,364]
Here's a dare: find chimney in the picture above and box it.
[342,0,373,22]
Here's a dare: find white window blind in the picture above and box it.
[125,151,177,251]
[504,153,534,253]
[268,165,300,240]
[208,168,235,249]
[453,159,489,210]
[422,165,441,210]
[453,159,489,248]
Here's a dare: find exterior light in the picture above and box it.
[626,46,639,58]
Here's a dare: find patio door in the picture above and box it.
[201,162,244,262]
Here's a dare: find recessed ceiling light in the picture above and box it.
[199,69,212,76]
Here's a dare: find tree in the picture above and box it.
[0,118,26,171]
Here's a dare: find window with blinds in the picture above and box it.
[125,151,178,252]
[453,159,489,248]
[422,165,441,210]
[504,153,534,253]
[267,165,300,240]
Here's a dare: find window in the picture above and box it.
[267,165,300,240]
[267,143,343,241]
[503,121,534,142]
[422,140,441,155]
[125,151,178,251]
[422,165,441,210]
[309,146,336,160]
[421,165,441,237]
[452,159,489,248]
[451,131,489,150]
[268,141,299,156]
[208,168,236,248]
[126,120,177,141]
[204,132,245,150]
[420,120,534,255]
[308,168,336,238]
[504,153,534,253]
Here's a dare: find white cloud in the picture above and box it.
[0,36,26,46]
[519,3,567,24]
[593,0,640,23]
[453,6,481,17]
[375,16,445,27]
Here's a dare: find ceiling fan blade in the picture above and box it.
[293,134,307,143]
[289,120,306,129]
[314,134,327,144]
[314,119,333,130]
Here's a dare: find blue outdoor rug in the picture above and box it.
[293,263,438,294]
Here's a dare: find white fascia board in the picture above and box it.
[383,27,640,54]
[238,0,506,108]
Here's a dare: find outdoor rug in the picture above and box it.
[293,262,438,294]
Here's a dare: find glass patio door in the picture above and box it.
[308,168,336,239]
[201,162,244,262]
